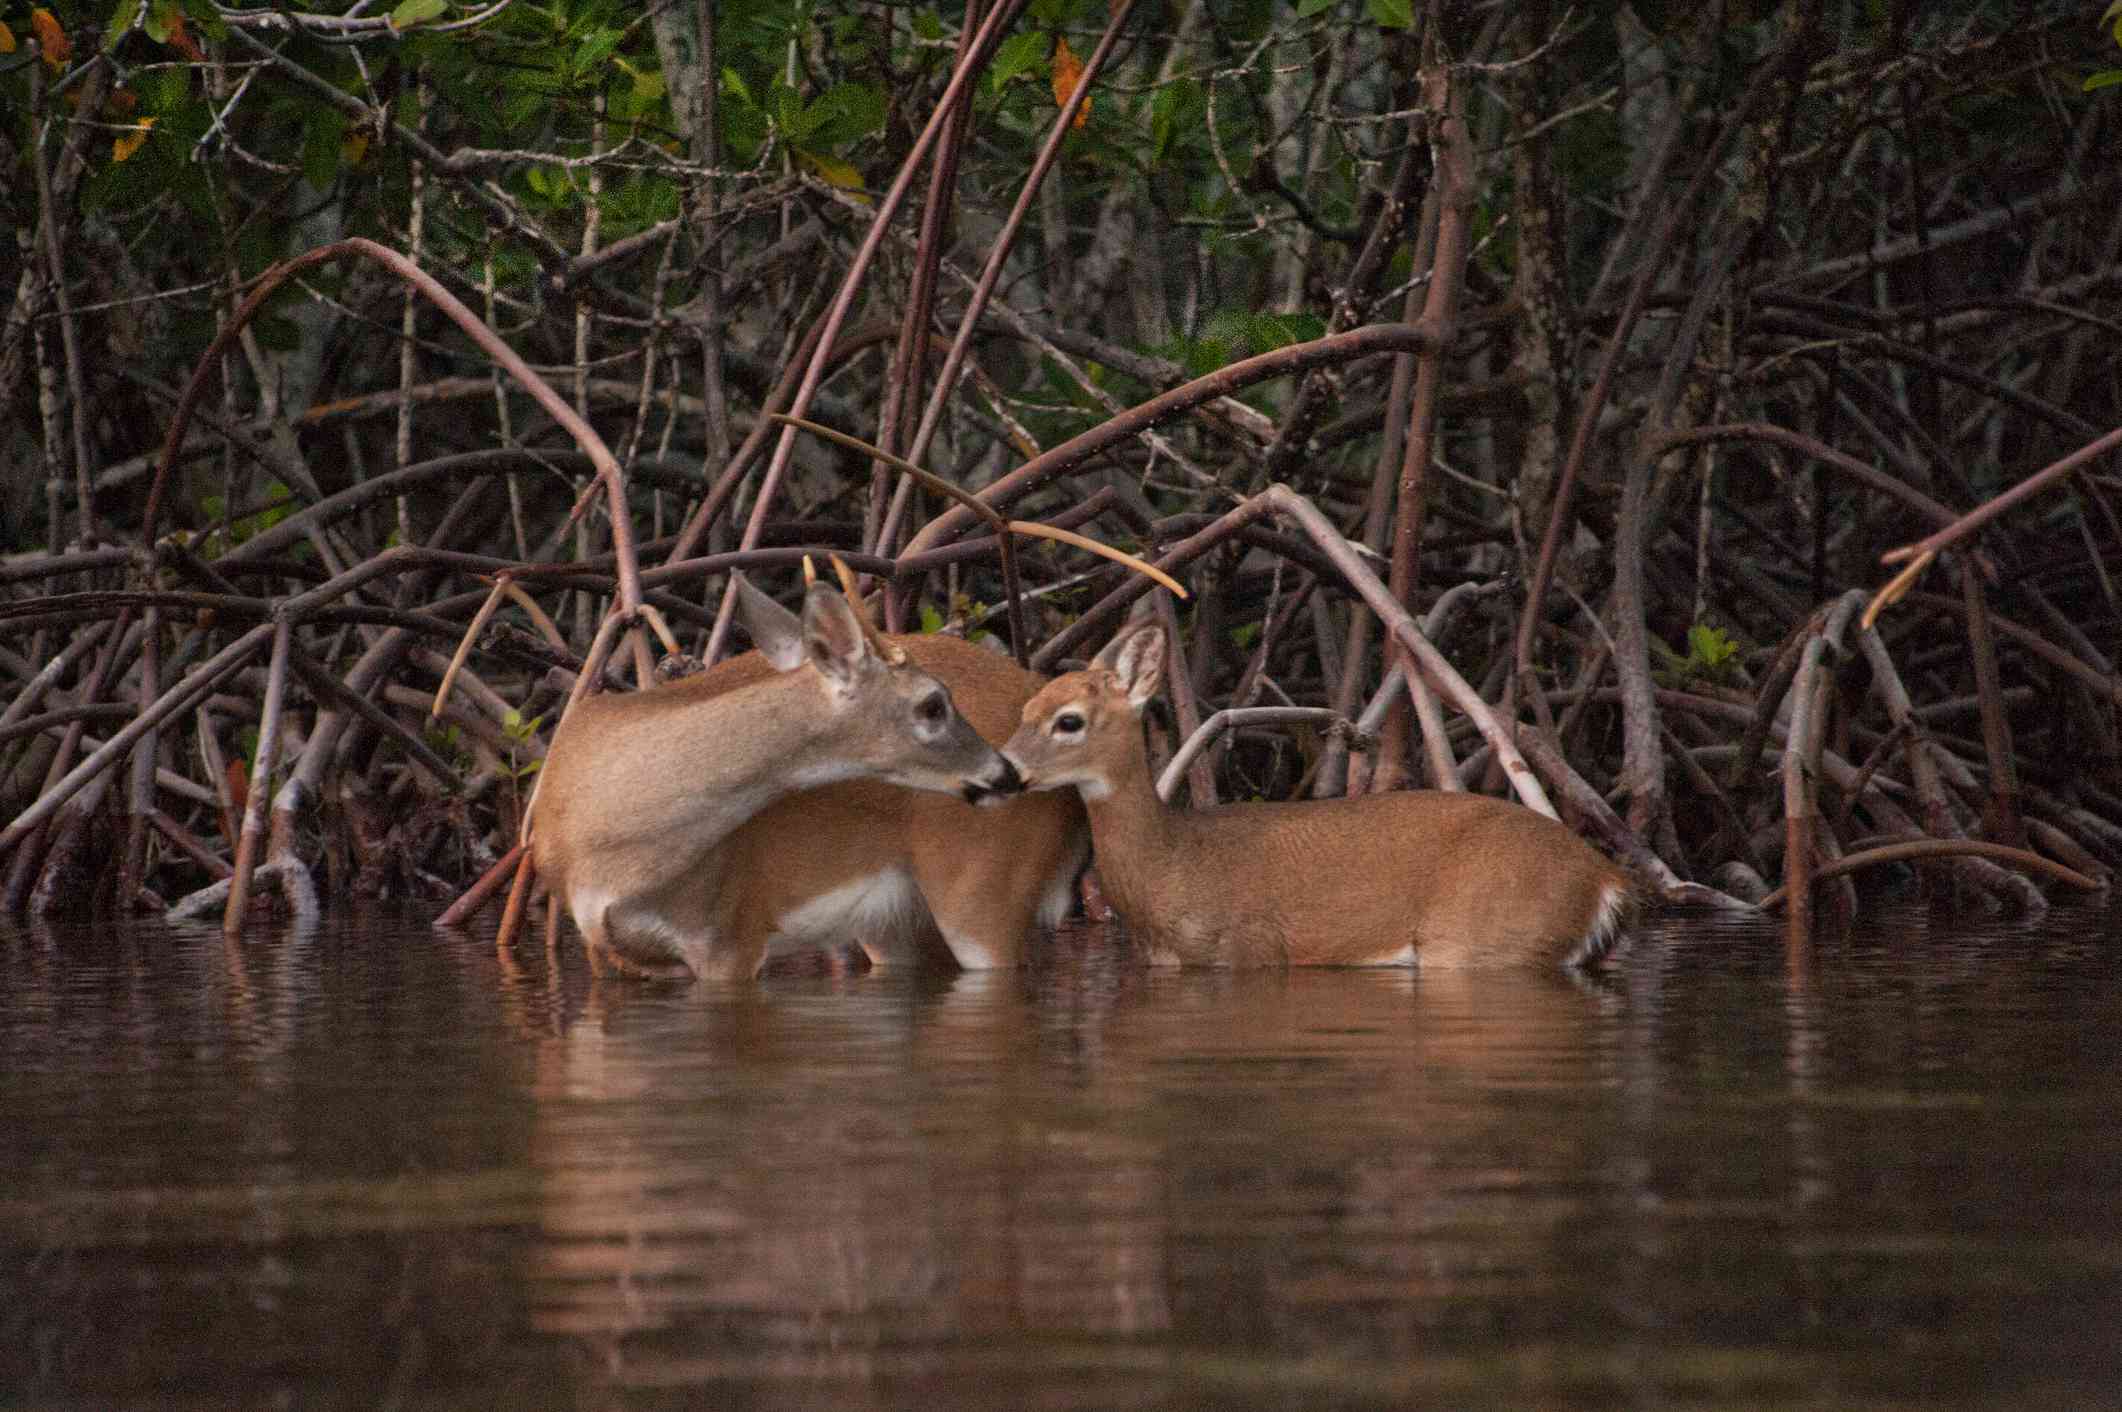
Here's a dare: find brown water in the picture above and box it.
[3,902,2120,1410]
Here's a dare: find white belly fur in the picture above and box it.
[761,866,925,966]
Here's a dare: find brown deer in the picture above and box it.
[1001,620,1635,969]
[652,630,1088,980]
[527,574,1025,978]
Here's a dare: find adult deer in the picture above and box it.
[653,631,1088,979]
[527,573,1027,978]
[1002,621,1635,970]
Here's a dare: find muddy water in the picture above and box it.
[3,903,2120,1409]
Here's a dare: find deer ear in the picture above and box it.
[801,585,878,694]
[1102,622,1166,708]
[1091,618,1142,672]
[734,574,806,671]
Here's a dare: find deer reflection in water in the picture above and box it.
[514,952,1617,1388]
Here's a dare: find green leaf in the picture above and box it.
[2084,69,2122,92]
[573,26,620,79]
[989,31,1047,91]
[919,604,945,634]
[138,63,189,114]
[1296,0,1340,15]
[104,4,137,52]
[1366,0,1413,29]
[826,12,874,67]
[1150,77,1202,162]
[601,175,681,230]
[502,87,547,133]
[723,102,768,162]
[179,0,229,42]
[771,81,815,143]
[1244,311,1326,350]
[1160,335,1232,377]
[391,0,450,29]
[248,480,293,536]
[1687,623,1737,668]
[621,60,665,105]
[301,107,347,191]
[804,83,886,148]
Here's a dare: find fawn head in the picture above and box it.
[1002,620,1166,801]
[736,572,1022,805]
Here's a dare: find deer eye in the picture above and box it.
[1053,710,1087,736]
[917,692,949,725]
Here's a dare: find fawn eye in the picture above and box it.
[918,692,949,724]
[1054,711,1086,735]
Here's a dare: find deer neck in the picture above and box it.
[1076,724,1185,918]
[701,673,869,809]
[590,669,859,849]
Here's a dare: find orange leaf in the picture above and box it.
[31,8,69,69]
[0,19,17,54]
[225,758,250,820]
[164,9,204,61]
[1051,37,1091,129]
[113,116,155,163]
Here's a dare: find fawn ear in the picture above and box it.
[799,584,880,696]
[734,574,806,672]
[1097,622,1166,709]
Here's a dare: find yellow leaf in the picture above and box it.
[0,19,17,54]
[343,132,370,165]
[797,149,872,205]
[32,8,69,69]
[113,116,155,163]
[1051,36,1091,129]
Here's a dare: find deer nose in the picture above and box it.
[963,756,1023,805]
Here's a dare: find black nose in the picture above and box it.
[962,756,1023,804]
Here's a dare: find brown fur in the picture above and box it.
[1002,624,1635,970]
[671,634,1088,977]
[528,583,1026,978]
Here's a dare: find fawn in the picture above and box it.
[1001,621,1633,969]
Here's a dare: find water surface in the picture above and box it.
[4,903,2120,1409]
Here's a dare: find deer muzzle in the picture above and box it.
[961,756,1024,806]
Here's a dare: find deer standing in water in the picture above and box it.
[528,573,1027,978]
[1002,621,1634,969]
[654,630,1088,979]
